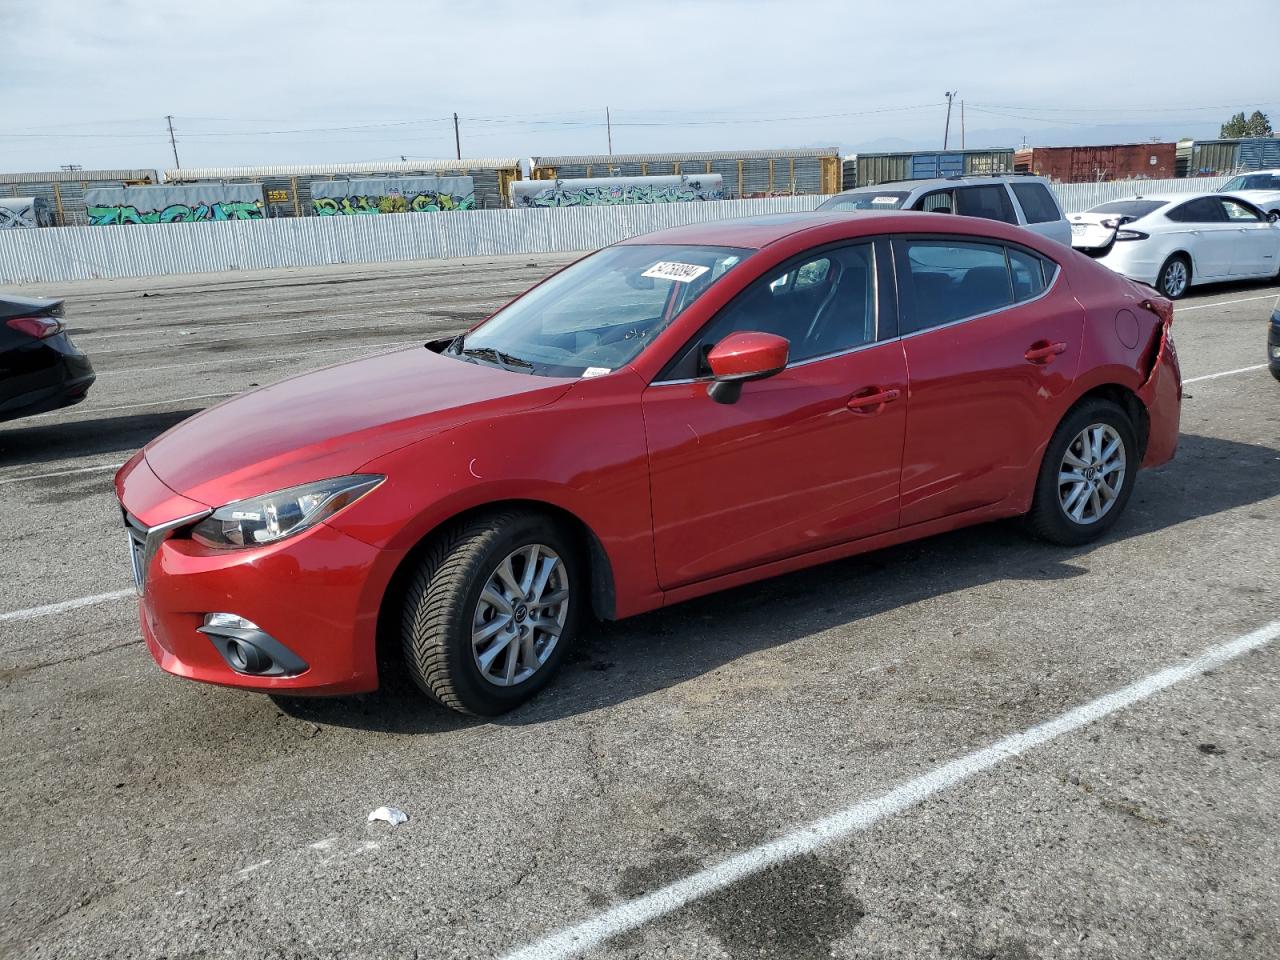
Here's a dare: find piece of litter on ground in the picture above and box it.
[367,806,408,826]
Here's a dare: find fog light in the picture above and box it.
[197,613,308,677]
[204,612,259,630]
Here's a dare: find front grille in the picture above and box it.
[124,511,149,593]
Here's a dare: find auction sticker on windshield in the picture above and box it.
[642,261,711,283]
[872,196,899,205]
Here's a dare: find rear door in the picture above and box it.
[893,236,1084,526]
[954,185,1020,229]
[1164,197,1235,280]
[1220,197,1279,277]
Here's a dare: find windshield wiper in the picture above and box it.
[460,345,534,370]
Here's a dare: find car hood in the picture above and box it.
[143,345,575,507]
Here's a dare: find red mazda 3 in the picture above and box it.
[116,212,1181,715]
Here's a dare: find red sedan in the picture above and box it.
[116,212,1181,715]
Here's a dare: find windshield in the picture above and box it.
[450,244,751,377]
[1086,199,1169,219]
[818,190,909,211]
[1221,173,1280,192]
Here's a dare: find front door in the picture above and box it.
[1220,197,1279,277]
[642,241,908,589]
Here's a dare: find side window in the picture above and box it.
[1166,197,1226,223]
[665,243,878,378]
[901,240,1013,334]
[1009,248,1049,301]
[1011,183,1061,224]
[1221,198,1262,222]
[955,185,1018,224]
[917,190,956,214]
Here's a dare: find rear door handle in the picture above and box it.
[1025,341,1067,364]
[847,388,901,413]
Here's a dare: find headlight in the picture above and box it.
[191,475,383,548]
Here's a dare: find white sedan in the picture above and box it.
[1219,170,1280,219]
[1068,192,1280,298]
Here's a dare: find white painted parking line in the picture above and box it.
[1183,364,1269,384]
[0,462,123,486]
[1178,292,1279,312]
[500,617,1280,960]
[25,391,235,419]
[0,589,133,623]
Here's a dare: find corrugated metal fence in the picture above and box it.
[0,177,1232,285]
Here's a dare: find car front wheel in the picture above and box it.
[1025,399,1138,546]
[401,511,583,715]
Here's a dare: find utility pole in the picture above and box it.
[165,115,181,169]
[942,92,955,150]
[960,99,965,150]
[453,112,461,160]
[606,106,613,156]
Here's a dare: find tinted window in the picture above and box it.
[956,185,1018,224]
[1009,248,1048,300]
[901,240,1013,333]
[1011,183,1060,224]
[1088,199,1169,219]
[1221,198,1263,222]
[1166,197,1226,223]
[818,191,908,211]
[918,190,956,214]
[665,243,877,378]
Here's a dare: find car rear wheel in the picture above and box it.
[1024,399,1138,546]
[1156,255,1190,299]
[401,511,583,716]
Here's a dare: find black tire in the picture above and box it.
[1156,254,1191,299]
[400,510,584,716]
[1024,399,1138,546]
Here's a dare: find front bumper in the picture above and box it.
[118,455,400,696]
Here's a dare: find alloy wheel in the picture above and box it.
[1058,423,1127,525]
[1161,259,1188,298]
[471,543,570,687]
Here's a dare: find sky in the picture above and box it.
[2,0,1278,174]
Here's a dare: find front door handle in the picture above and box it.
[1025,341,1067,364]
[847,387,901,413]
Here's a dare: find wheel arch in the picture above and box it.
[373,498,617,684]
[1161,248,1194,284]
[1063,382,1150,460]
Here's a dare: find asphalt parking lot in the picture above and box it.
[1,255,1278,960]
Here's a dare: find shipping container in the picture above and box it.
[0,168,158,226]
[842,149,1014,188]
[1012,143,1176,183]
[164,159,521,214]
[1181,137,1280,176]
[530,148,840,199]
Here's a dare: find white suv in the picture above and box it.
[818,175,1071,246]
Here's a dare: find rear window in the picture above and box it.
[818,191,909,211]
[1011,182,1060,224]
[1087,200,1168,219]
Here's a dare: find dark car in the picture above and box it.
[1270,306,1280,381]
[0,294,95,423]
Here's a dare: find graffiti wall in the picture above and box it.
[310,176,476,215]
[84,184,266,225]
[511,174,724,208]
[0,197,54,229]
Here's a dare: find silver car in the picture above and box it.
[818,174,1071,246]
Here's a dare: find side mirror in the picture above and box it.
[1268,211,1279,223]
[705,331,789,404]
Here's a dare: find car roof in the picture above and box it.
[835,174,1049,194]
[619,210,1046,250]
[1095,192,1213,204]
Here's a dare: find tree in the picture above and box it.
[1220,110,1273,138]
